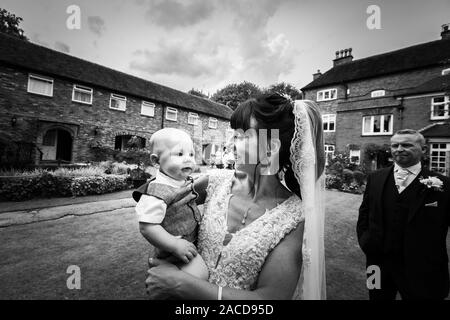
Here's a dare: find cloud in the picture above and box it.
[30,33,49,48]
[87,16,106,36]
[220,0,298,85]
[129,32,231,79]
[143,0,215,30]
[54,41,70,53]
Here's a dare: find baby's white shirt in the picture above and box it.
[135,171,186,224]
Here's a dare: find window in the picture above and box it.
[188,112,199,125]
[72,85,93,104]
[430,143,450,175]
[431,96,449,120]
[371,90,385,98]
[141,101,155,117]
[165,107,178,121]
[362,114,393,135]
[324,145,335,164]
[114,135,146,150]
[109,94,126,111]
[27,74,53,97]
[208,117,218,129]
[349,150,361,164]
[317,88,337,102]
[322,114,336,132]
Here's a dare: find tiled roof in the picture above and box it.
[397,74,450,96]
[302,38,450,90]
[0,33,232,120]
[420,122,450,138]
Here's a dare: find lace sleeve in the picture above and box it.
[205,169,234,200]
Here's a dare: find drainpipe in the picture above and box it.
[397,97,404,130]
[161,105,165,129]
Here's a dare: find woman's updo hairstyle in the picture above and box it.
[230,92,301,198]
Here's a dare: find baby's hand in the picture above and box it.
[171,238,197,264]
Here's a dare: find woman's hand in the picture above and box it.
[145,258,183,300]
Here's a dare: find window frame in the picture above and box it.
[141,101,155,117]
[27,74,54,97]
[349,149,361,164]
[430,96,449,120]
[371,90,386,98]
[188,112,199,125]
[317,88,337,102]
[208,117,218,129]
[72,84,93,105]
[322,114,336,132]
[429,143,450,175]
[361,114,394,136]
[165,107,178,122]
[109,94,127,111]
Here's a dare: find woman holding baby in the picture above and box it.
[143,93,326,300]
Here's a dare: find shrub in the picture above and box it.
[342,169,354,185]
[340,181,363,194]
[70,175,129,197]
[353,170,366,186]
[0,171,131,201]
[325,174,343,190]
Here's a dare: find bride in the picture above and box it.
[145,93,327,300]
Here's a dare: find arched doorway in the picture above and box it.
[41,129,73,162]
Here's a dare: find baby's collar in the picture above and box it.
[155,170,186,188]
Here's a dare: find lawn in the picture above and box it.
[0,191,383,299]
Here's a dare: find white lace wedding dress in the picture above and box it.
[197,169,306,294]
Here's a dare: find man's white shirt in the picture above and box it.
[393,162,421,194]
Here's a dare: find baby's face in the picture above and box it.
[158,135,196,181]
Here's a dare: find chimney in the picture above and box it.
[313,69,322,80]
[441,23,450,40]
[333,48,353,67]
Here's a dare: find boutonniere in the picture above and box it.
[419,176,444,192]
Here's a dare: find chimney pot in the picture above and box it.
[333,48,354,67]
[313,69,322,80]
[442,23,450,40]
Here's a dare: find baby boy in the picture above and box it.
[132,128,208,279]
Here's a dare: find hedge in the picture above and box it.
[0,172,131,201]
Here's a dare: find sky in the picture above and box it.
[1,0,449,96]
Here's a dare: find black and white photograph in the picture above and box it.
[0,0,449,304]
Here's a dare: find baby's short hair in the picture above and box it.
[149,128,192,155]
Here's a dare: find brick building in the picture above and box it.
[302,24,450,176]
[0,33,233,167]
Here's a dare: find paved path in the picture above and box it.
[0,189,133,214]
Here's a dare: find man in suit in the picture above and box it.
[357,129,450,300]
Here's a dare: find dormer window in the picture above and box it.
[317,88,337,102]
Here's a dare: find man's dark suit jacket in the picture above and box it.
[357,165,450,299]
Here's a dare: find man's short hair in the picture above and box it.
[393,129,426,146]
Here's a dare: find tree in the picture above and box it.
[211,81,262,110]
[187,88,209,99]
[0,8,28,40]
[264,82,303,100]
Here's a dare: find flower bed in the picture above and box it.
[0,169,131,201]
[325,153,367,194]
